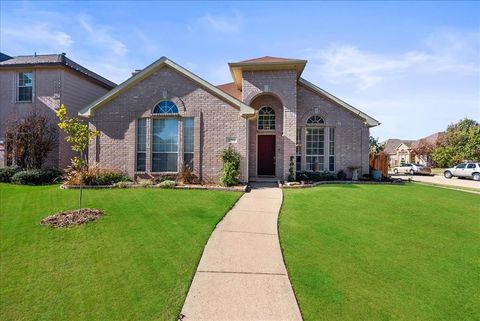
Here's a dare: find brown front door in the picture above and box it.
[258,135,275,176]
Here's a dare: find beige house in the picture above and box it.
[383,132,443,167]
[80,56,380,182]
[0,53,115,168]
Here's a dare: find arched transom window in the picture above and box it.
[257,106,275,130]
[307,115,324,125]
[152,100,179,114]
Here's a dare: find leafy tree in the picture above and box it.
[5,111,56,169]
[369,136,385,155]
[412,139,440,166]
[432,118,480,167]
[56,104,99,209]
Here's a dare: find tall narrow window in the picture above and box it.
[152,118,179,172]
[296,127,301,171]
[183,118,194,169]
[17,72,33,102]
[329,127,335,171]
[257,107,275,130]
[306,127,325,171]
[136,119,147,171]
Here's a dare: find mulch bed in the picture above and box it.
[41,208,104,228]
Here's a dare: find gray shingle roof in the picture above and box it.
[0,53,115,89]
[382,139,415,154]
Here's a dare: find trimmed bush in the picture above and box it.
[11,168,63,185]
[296,171,336,182]
[0,166,21,182]
[153,174,177,184]
[220,147,241,187]
[158,180,176,189]
[114,181,134,189]
[93,172,130,185]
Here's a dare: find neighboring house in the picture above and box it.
[383,132,443,167]
[79,56,380,183]
[0,53,116,168]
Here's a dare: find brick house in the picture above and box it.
[79,56,380,182]
[0,53,115,168]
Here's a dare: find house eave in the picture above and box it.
[79,57,255,118]
[298,78,380,127]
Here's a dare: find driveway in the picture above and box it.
[391,173,480,190]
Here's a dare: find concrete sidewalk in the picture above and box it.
[180,184,302,321]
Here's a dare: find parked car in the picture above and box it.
[393,163,432,175]
[444,163,480,181]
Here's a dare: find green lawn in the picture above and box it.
[0,184,241,321]
[280,184,479,321]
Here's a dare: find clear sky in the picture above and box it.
[1,1,479,140]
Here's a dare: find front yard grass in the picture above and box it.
[280,184,479,321]
[0,184,241,321]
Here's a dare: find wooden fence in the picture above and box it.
[369,153,389,177]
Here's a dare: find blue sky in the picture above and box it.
[1,1,479,140]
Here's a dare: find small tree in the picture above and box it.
[5,111,56,169]
[369,136,384,155]
[219,146,240,187]
[56,104,99,209]
[412,139,438,166]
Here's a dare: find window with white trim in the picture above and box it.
[17,72,33,102]
[296,128,301,171]
[152,118,178,172]
[257,106,275,130]
[183,118,194,169]
[329,127,335,171]
[306,127,325,171]
[307,115,324,125]
[153,101,179,114]
[136,118,147,171]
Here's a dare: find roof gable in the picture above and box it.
[298,78,380,127]
[79,57,255,118]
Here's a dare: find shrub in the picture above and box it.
[11,168,63,185]
[114,181,134,188]
[158,180,176,189]
[153,174,177,184]
[337,170,347,180]
[220,147,241,187]
[138,179,154,188]
[63,164,130,186]
[0,166,21,182]
[288,156,295,182]
[296,171,336,182]
[93,172,130,185]
[177,165,197,184]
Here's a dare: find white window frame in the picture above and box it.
[16,71,34,102]
[257,106,275,131]
[151,117,180,173]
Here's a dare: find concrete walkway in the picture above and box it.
[180,183,302,321]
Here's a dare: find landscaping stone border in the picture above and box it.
[61,184,247,192]
[280,180,404,189]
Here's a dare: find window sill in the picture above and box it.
[15,100,33,103]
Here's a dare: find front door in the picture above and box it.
[258,135,275,176]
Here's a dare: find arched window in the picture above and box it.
[152,100,179,114]
[307,115,324,125]
[257,107,275,130]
